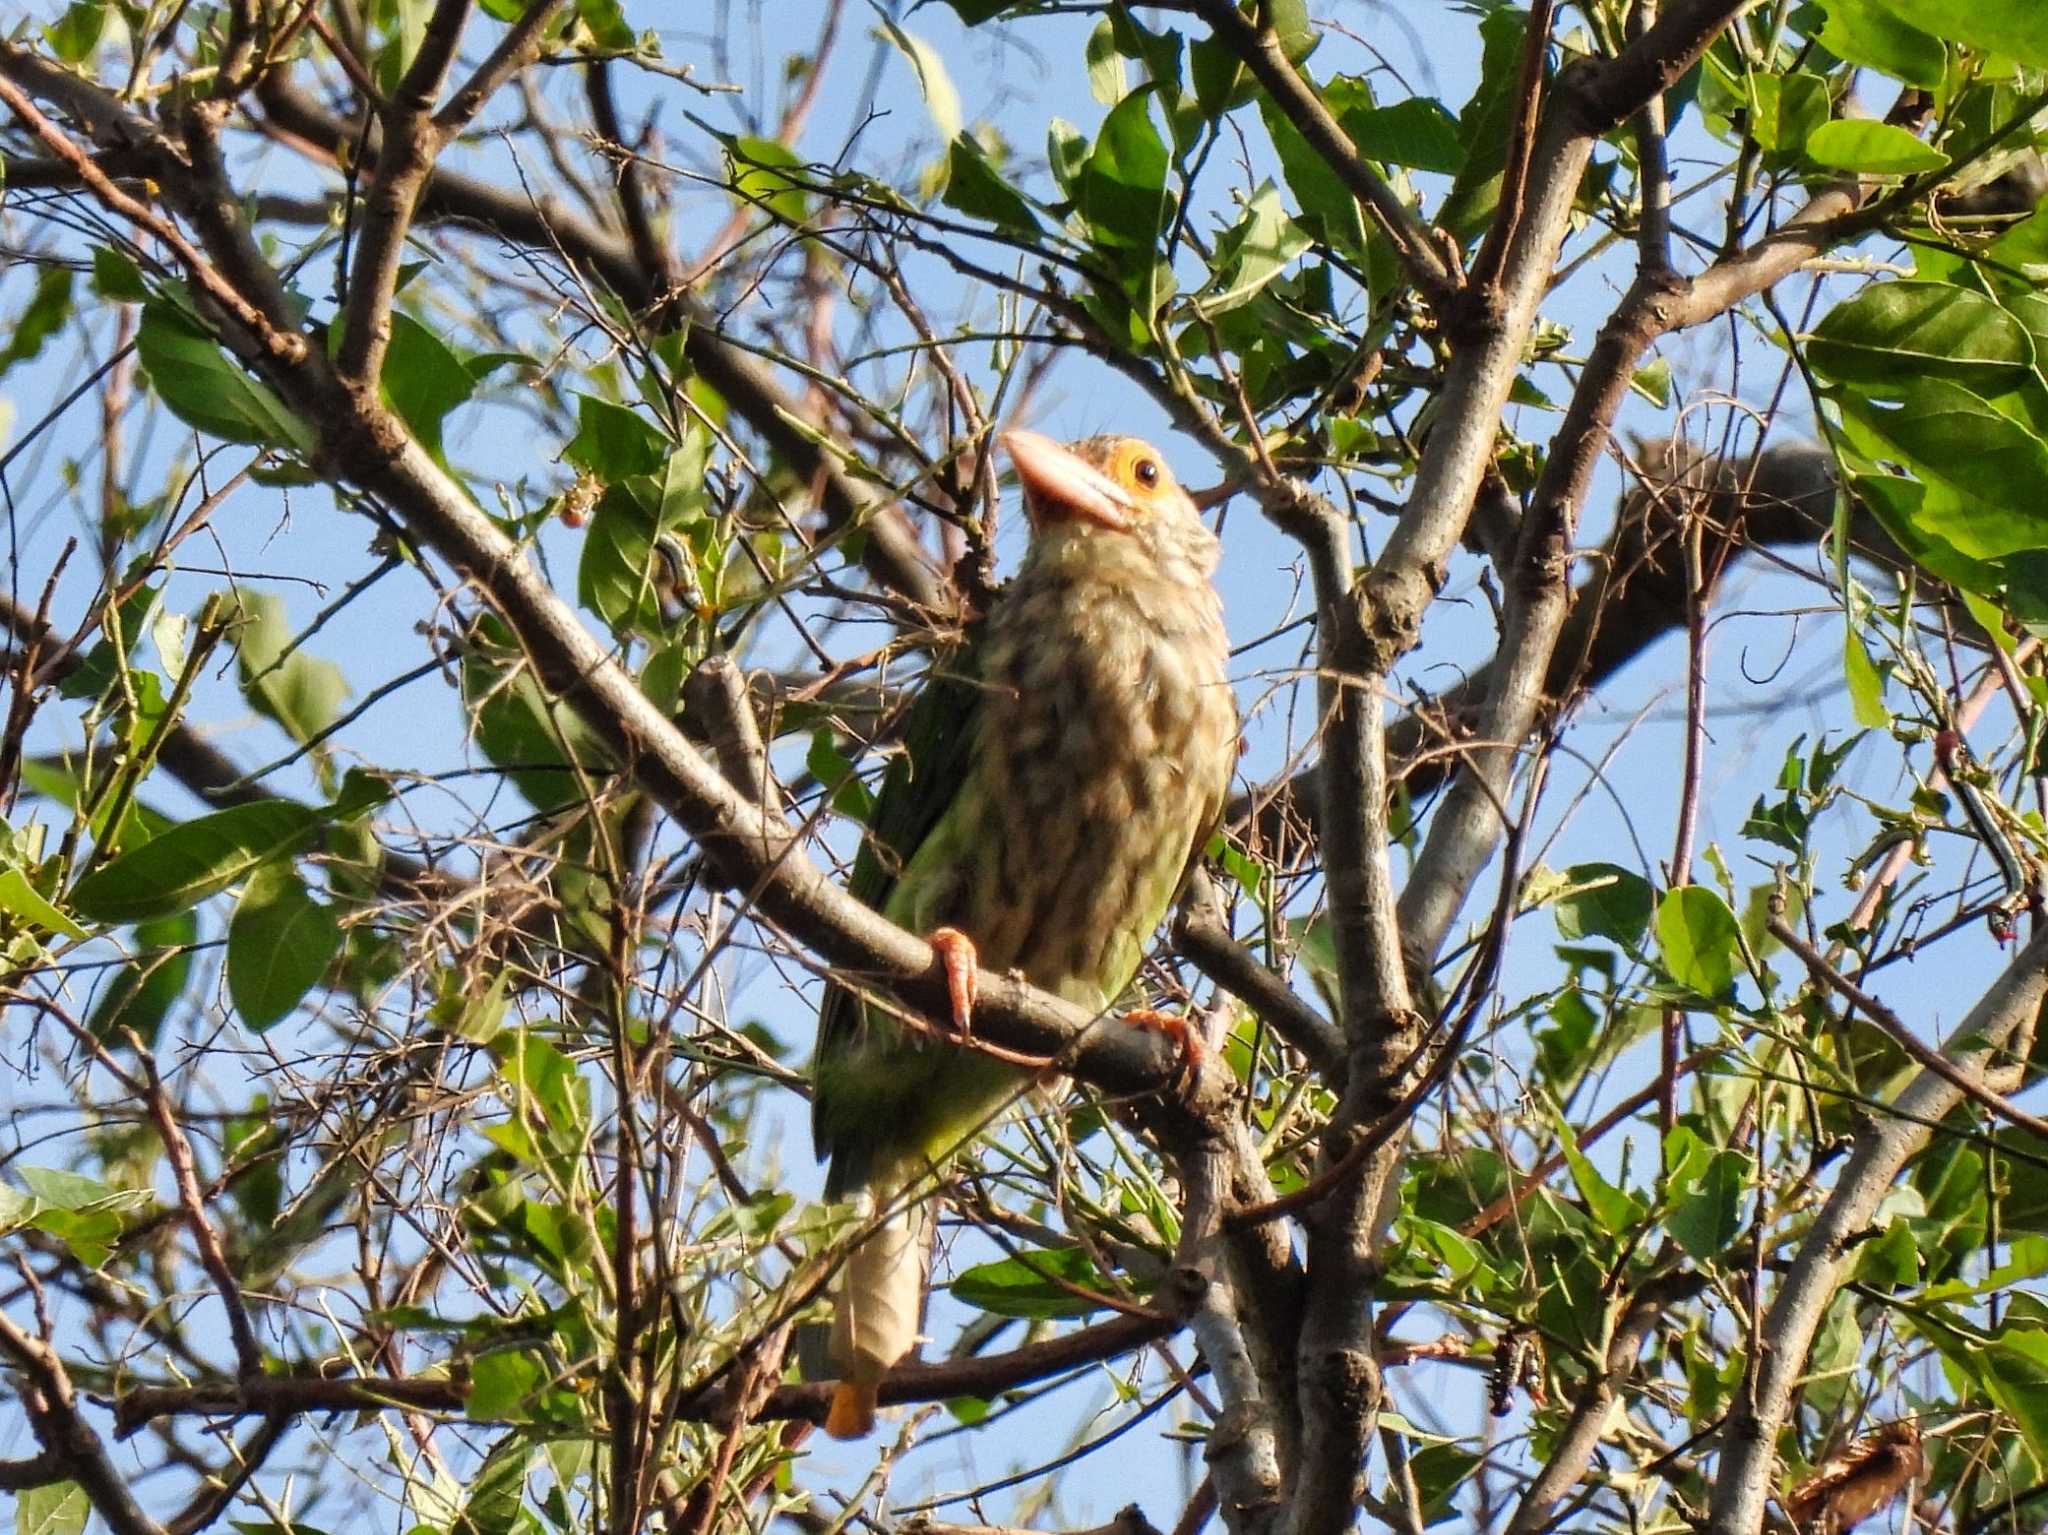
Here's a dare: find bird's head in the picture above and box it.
[1001,430,1220,581]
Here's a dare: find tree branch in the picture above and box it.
[1704,925,2048,1535]
[1176,0,1455,307]
[0,1306,164,1535]
[251,77,950,612]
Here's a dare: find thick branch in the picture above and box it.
[114,1314,1175,1433]
[336,0,473,381]
[0,1308,164,1535]
[1704,925,2048,1535]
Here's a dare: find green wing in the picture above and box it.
[811,636,985,1184]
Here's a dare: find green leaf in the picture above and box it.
[1746,71,1829,157]
[1408,1442,1483,1525]
[1046,117,1090,200]
[1808,282,2031,393]
[1668,1147,1750,1262]
[579,484,669,636]
[1202,181,1313,313]
[563,395,667,480]
[0,867,87,940]
[805,729,876,822]
[1805,119,1948,174]
[877,16,961,142]
[18,1166,116,1210]
[1656,885,1741,997]
[88,910,196,1048]
[1835,378,2048,558]
[1847,471,1995,591]
[727,136,809,225]
[1343,97,1465,175]
[90,247,147,302]
[135,299,312,451]
[1190,37,1252,118]
[951,1246,1113,1319]
[14,1479,89,1535]
[1631,358,1673,408]
[1816,0,1947,87]
[1081,91,1172,253]
[577,428,711,637]
[227,862,343,1031]
[1086,16,1127,105]
[381,312,477,460]
[1551,863,1655,949]
[1551,1110,1642,1236]
[71,801,324,925]
[1844,627,1890,727]
[233,590,350,747]
[462,617,614,813]
[1980,1330,2048,1464]
[43,2,106,64]
[1872,0,2048,68]
[0,268,74,378]
[942,134,1045,236]
[1259,95,1369,260]
[454,1434,531,1535]
[467,1348,545,1422]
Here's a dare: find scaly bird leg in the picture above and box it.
[927,926,978,1034]
[1120,1008,1205,1098]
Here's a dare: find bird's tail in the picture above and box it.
[825,1191,931,1441]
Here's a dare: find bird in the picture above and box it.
[809,430,1239,1440]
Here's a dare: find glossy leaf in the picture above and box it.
[0,268,73,378]
[0,867,87,940]
[1656,885,1741,997]
[943,134,1045,236]
[381,312,477,460]
[1552,863,1655,949]
[13,1480,89,1535]
[1816,0,1947,86]
[1806,120,1947,174]
[1344,97,1464,174]
[71,802,324,925]
[1080,91,1172,253]
[1835,378,2048,557]
[1808,281,2030,392]
[135,300,312,451]
[1873,0,2048,67]
[1669,1147,1750,1262]
[227,861,343,1031]
[564,395,668,481]
[951,1245,1113,1319]
[233,590,350,747]
[1202,181,1313,312]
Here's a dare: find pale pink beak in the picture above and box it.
[1001,429,1135,532]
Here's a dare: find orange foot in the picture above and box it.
[927,926,978,1034]
[1122,1008,1205,1096]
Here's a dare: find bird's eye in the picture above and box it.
[1133,458,1160,487]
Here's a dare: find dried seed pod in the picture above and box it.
[1784,1420,1925,1534]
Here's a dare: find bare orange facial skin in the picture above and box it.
[1002,431,1194,533]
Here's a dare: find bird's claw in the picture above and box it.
[1121,1008,1204,1099]
[927,926,978,1035]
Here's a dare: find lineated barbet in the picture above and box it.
[810,431,1238,1439]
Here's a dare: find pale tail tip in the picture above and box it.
[825,1381,878,1440]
